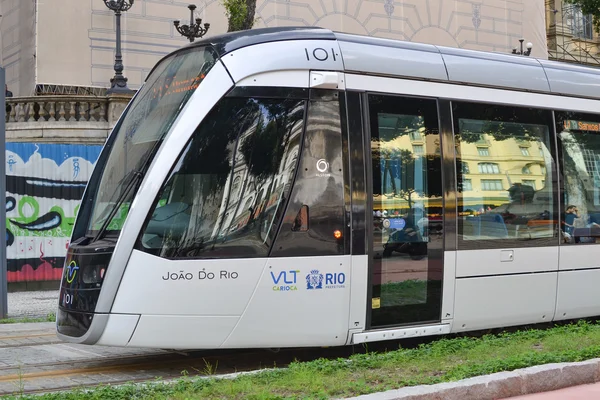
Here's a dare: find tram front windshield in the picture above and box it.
[85,47,217,241]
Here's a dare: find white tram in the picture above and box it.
[57,27,600,349]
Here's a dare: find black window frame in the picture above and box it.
[452,101,559,251]
[555,109,600,246]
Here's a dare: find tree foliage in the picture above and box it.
[564,0,600,33]
[223,0,256,32]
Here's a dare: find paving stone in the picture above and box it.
[7,290,59,319]
[69,375,104,386]
[32,378,69,390]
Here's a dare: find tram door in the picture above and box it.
[367,94,444,328]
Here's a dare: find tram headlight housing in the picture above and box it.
[82,265,105,286]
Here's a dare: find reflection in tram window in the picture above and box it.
[137,97,306,259]
[556,112,600,244]
[86,47,218,238]
[368,95,443,328]
[454,103,557,249]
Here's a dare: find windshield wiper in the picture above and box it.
[92,171,143,242]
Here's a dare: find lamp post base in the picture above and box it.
[107,76,133,95]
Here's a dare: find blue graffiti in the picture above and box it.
[6,229,14,246]
[72,158,80,179]
[6,196,16,212]
[6,143,101,167]
[7,156,16,172]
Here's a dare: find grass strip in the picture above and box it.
[0,313,55,324]
[5,320,600,400]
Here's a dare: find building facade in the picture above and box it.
[1,0,547,96]
[546,0,600,66]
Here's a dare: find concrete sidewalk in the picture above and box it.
[4,290,59,319]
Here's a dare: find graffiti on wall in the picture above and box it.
[5,143,102,283]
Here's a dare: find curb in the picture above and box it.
[343,358,600,400]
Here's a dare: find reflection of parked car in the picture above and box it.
[383,226,427,260]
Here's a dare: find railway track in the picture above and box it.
[0,328,372,397]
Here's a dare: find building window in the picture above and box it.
[462,179,472,191]
[478,163,500,174]
[478,147,490,156]
[454,102,556,249]
[462,161,470,174]
[520,147,530,156]
[232,175,241,197]
[413,145,424,155]
[409,130,422,140]
[481,179,503,191]
[567,4,594,40]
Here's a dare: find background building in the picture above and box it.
[1,0,548,96]
[546,0,600,66]
[2,0,548,289]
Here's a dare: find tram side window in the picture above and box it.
[453,102,557,249]
[556,112,600,244]
[136,97,306,259]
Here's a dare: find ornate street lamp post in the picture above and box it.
[103,0,135,94]
[174,4,210,43]
[512,39,533,56]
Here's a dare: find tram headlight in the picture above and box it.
[82,265,105,286]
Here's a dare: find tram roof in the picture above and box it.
[184,26,337,56]
[157,26,600,102]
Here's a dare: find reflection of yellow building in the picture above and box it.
[455,119,555,240]
[373,114,442,213]
[372,112,553,225]
[459,134,547,210]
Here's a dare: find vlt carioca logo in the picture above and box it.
[270,270,299,291]
[65,261,79,284]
